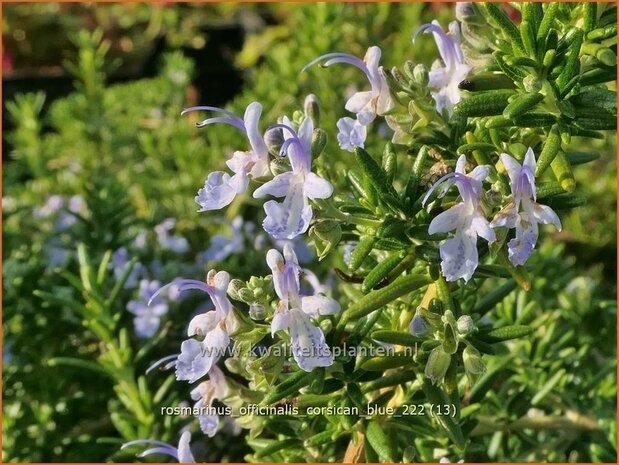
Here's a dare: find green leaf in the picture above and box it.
[47,356,110,377]
[343,274,430,321]
[503,93,544,119]
[557,28,584,92]
[457,72,516,92]
[531,368,567,405]
[371,330,421,347]
[360,353,415,371]
[535,125,562,176]
[512,112,557,127]
[361,252,406,293]
[543,193,588,209]
[354,147,399,199]
[550,150,576,192]
[536,3,560,42]
[482,3,525,55]
[349,236,376,272]
[422,379,465,449]
[566,151,600,166]
[472,280,517,316]
[255,439,303,459]
[453,90,516,117]
[478,325,534,342]
[361,370,417,392]
[365,421,396,462]
[261,371,313,406]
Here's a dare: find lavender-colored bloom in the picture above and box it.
[274,236,314,264]
[423,155,496,282]
[45,245,69,270]
[336,117,367,152]
[267,244,340,372]
[490,148,562,265]
[301,268,331,295]
[134,229,148,249]
[305,46,394,125]
[414,21,471,115]
[127,280,169,338]
[190,365,229,437]
[200,216,245,262]
[35,195,64,218]
[343,242,357,266]
[253,118,333,239]
[121,431,195,463]
[68,195,85,214]
[35,195,80,231]
[305,46,394,151]
[152,270,234,382]
[186,102,270,212]
[155,218,190,253]
[111,247,144,289]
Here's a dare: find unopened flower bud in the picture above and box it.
[442,322,458,354]
[403,446,417,463]
[457,315,474,334]
[309,220,342,261]
[463,345,486,380]
[304,94,320,125]
[319,318,332,334]
[311,128,327,159]
[264,127,284,157]
[425,346,451,385]
[409,313,430,337]
[227,279,245,300]
[523,75,542,93]
[412,64,429,88]
[249,302,267,320]
[238,288,255,303]
[402,61,416,82]
[384,67,406,93]
[270,155,291,176]
[455,2,484,25]
[485,188,502,208]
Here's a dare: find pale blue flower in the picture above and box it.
[34,195,64,218]
[151,270,234,382]
[127,279,169,338]
[121,431,195,463]
[134,229,148,249]
[253,118,333,239]
[490,148,562,265]
[305,46,395,125]
[409,312,431,337]
[414,21,471,115]
[35,195,84,231]
[45,244,69,270]
[267,244,340,372]
[190,365,229,437]
[200,216,245,262]
[423,155,496,282]
[155,218,190,253]
[111,247,144,289]
[274,237,314,264]
[184,102,270,211]
[343,242,357,266]
[336,116,367,152]
[305,46,394,151]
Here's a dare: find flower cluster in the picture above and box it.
[120,6,610,460]
[423,151,561,282]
